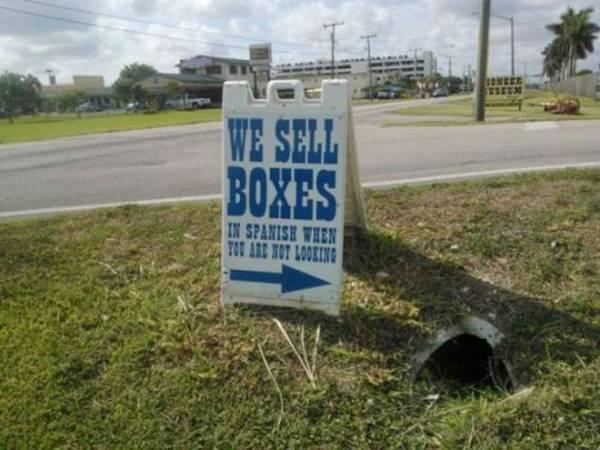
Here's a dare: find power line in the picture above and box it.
[0,3,329,56]
[18,0,332,50]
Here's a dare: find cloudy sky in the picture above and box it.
[1,0,599,85]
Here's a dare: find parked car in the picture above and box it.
[76,102,104,113]
[165,94,211,110]
[376,90,391,100]
[432,87,449,98]
[125,102,144,112]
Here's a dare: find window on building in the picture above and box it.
[207,66,222,75]
[230,65,238,75]
[241,66,247,75]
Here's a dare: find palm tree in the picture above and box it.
[544,7,599,79]
[542,39,567,81]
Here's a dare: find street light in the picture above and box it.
[493,14,515,76]
[472,11,515,76]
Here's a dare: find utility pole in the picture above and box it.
[323,21,344,79]
[360,33,377,101]
[446,56,453,78]
[474,0,490,121]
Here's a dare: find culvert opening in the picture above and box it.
[422,333,513,390]
[412,316,516,391]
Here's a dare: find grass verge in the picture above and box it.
[386,90,600,126]
[0,109,221,145]
[1,169,599,448]
[352,98,410,106]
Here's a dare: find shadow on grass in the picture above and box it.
[342,230,599,382]
[243,230,599,384]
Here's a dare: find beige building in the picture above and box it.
[42,75,113,107]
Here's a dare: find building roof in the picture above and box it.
[153,73,224,85]
[177,54,250,67]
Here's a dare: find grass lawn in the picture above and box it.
[353,97,410,106]
[1,170,599,448]
[0,109,221,145]
[386,90,600,126]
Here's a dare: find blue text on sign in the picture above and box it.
[226,117,340,221]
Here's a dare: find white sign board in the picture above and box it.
[221,80,355,315]
[249,43,272,69]
[180,56,213,70]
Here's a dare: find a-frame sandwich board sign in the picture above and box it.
[221,79,366,316]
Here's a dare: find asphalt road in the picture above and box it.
[1,97,599,219]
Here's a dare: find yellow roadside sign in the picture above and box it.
[486,76,524,109]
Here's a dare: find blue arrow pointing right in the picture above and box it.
[230,265,330,294]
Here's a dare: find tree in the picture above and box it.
[166,81,183,99]
[544,7,599,79]
[40,96,57,117]
[542,39,567,81]
[0,72,42,123]
[113,63,157,103]
[443,75,463,94]
[55,90,87,113]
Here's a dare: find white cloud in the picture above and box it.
[0,0,598,84]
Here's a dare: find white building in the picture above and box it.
[177,54,269,97]
[274,51,436,80]
[178,55,251,81]
[274,72,402,99]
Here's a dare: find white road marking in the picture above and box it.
[0,194,221,219]
[362,162,600,188]
[523,121,559,131]
[2,161,599,220]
